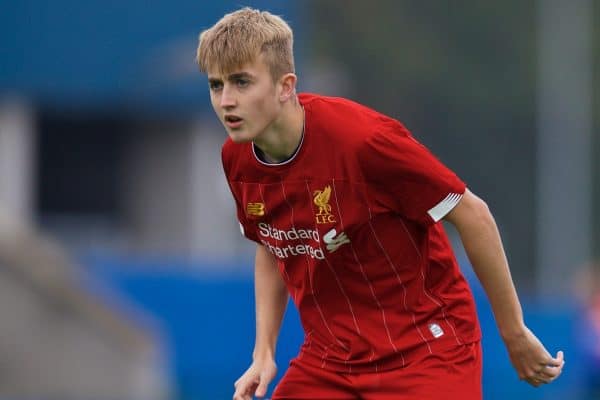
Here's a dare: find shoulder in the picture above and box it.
[299,93,404,145]
[300,92,383,121]
[221,137,252,177]
[221,137,236,168]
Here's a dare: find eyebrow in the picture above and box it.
[227,72,254,81]
[208,72,254,82]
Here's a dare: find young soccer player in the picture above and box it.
[197,8,565,400]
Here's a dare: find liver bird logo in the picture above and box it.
[313,185,336,224]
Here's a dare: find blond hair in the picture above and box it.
[197,8,295,81]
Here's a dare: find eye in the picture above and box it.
[209,80,223,91]
[236,78,250,88]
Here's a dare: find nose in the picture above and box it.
[219,84,237,109]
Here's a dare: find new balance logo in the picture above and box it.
[323,229,350,253]
[246,202,265,217]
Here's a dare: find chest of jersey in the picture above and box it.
[232,179,373,259]
[239,179,370,244]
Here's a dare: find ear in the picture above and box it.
[278,73,297,102]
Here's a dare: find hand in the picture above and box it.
[233,359,277,400]
[503,325,565,387]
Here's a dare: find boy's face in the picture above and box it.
[207,55,281,143]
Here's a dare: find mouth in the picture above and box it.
[224,115,243,129]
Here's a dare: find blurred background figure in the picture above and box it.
[0,1,597,399]
[573,262,600,400]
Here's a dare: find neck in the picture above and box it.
[254,96,304,163]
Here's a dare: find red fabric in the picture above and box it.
[222,93,481,373]
[272,342,483,400]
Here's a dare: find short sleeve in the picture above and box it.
[234,202,261,243]
[222,145,261,244]
[358,120,466,226]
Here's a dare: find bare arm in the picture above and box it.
[233,244,289,400]
[253,243,289,362]
[444,189,564,386]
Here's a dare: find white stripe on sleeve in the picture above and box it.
[427,193,463,222]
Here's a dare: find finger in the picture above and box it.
[534,363,564,385]
[523,366,550,382]
[233,375,246,388]
[527,366,558,382]
[232,389,252,400]
[233,377,247,390]
[540,363,564,379]
[530,373,551,386]
[544,350,564,367]
[534,374,552,384]
[538,370,559,380]
[255,376,270,398]
[255,387,268,398]
[528,378,542,388]
[232,390,243,400]
[233,381,256,400]
[535,353,564,378]
[232,387,247,400]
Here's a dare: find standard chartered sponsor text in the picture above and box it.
[258,222,319,241]
[258,222,324,260]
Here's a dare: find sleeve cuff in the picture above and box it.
[427,193,463,222]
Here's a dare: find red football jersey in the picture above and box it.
[222,93,481,373]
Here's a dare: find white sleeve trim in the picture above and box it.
[239,222,245,236]
[427,193,463,222]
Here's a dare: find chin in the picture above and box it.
[228,131,254,144]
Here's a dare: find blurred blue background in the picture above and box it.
[80,252,589,400]
[0,0,598,399]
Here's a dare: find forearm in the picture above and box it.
[446,190,525,338]
[253,244,289,361]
